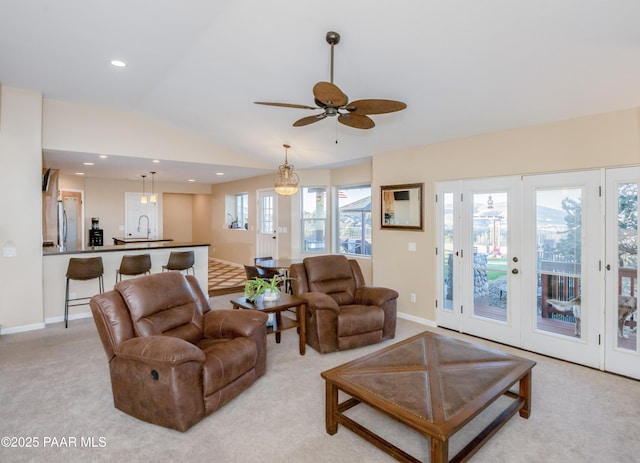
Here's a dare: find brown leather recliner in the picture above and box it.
[90,272,268,432]
[290,255,399,353]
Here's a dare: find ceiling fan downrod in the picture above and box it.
[326,31,340,84]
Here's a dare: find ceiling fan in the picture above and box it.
[254,31,407,129]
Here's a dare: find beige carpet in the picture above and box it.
[208,258,246,296]
[1,296,639,462]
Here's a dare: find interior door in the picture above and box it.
[256,189,278,259]
[604,167,639,379]
[521,171,601,368]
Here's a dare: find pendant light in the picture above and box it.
[274,144,299,196]
[140,174,148,204]
[149,171,157,203]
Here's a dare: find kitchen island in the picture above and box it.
[43,241,210,325]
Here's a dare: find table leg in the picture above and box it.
[325,381,338,435]
[297,303,306,355]
[430,437,448,463]
[519,371,532,418]
[275,311,282,343]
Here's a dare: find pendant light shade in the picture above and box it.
[140,174,148,204]
[274,144,299,196]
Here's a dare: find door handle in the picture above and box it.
[512,268,519,274]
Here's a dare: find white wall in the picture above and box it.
[0,87,44,332]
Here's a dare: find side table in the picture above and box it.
[230,293,306,355]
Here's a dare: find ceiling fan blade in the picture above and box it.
[254,101,318,110]
[338,113,375,129]
[293,113,328,127]
[347,99,407,115]
[313,82,348,107]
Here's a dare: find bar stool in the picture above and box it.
[116,254,152,282]
[162,251,195,275]
[65,257,104,328]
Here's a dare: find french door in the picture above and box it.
[520,171,601,368]
[436,177,522,346]
[604,167,639,378]
[437,171,604,371]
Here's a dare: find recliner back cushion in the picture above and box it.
[116,272,204,343]
[304,255,356,305]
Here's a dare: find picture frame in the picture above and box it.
[381,183,424,231]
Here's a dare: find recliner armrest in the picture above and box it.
[203,309,269,339]
[115,336,206,365]
[300,292,340,312]
[355,286,399,306]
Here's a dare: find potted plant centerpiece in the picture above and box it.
[244,274,287,302]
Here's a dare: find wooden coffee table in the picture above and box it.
[230,294,306,355]
[321,331,536,463]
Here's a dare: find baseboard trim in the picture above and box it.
[397,311,436,328]
[1,322,46,335]
[45,311,93,326]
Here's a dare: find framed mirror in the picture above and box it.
[381,183,424,230]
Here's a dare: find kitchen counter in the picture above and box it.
[43,240,205,256]
[42,241,211,324]
[112,237,174,245]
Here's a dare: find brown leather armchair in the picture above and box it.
[90,272,268,432]
[290,255,399,353]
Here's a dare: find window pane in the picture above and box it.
[338,185,371,256]
[235,193,248,229]
[536,188,583,338]
[442,192,454,310]
[261,195,273,234]
[302,187,326,252]
[472,192,508,322]
[616,182,638,349]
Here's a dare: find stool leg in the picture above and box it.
[99,275,104,293]
[64,278,70,328]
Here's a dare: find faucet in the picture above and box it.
[137,215,151,239]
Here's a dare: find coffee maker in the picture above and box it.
[89,217,103,246]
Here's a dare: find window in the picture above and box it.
[226,193,248,229]
[337,185,372,256]
[301,186,326,252]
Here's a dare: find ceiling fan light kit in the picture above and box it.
[255,31,406,130]
[274,144,299,196]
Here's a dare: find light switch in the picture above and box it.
[408,242,416,252]
[3,246,17,257]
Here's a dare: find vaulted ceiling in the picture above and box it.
[2,1,640,183]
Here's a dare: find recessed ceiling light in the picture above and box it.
[75,172,85,176]
[153,159,160,163]
[188,179,196,182]
[110,59,127,67]
[99,155,108,159]
[216,172,224,176]
[83,162,94,166]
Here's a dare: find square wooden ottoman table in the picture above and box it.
[321,331,536,463]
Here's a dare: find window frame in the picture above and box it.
[335,183,372,257]
[300,185,327,253]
